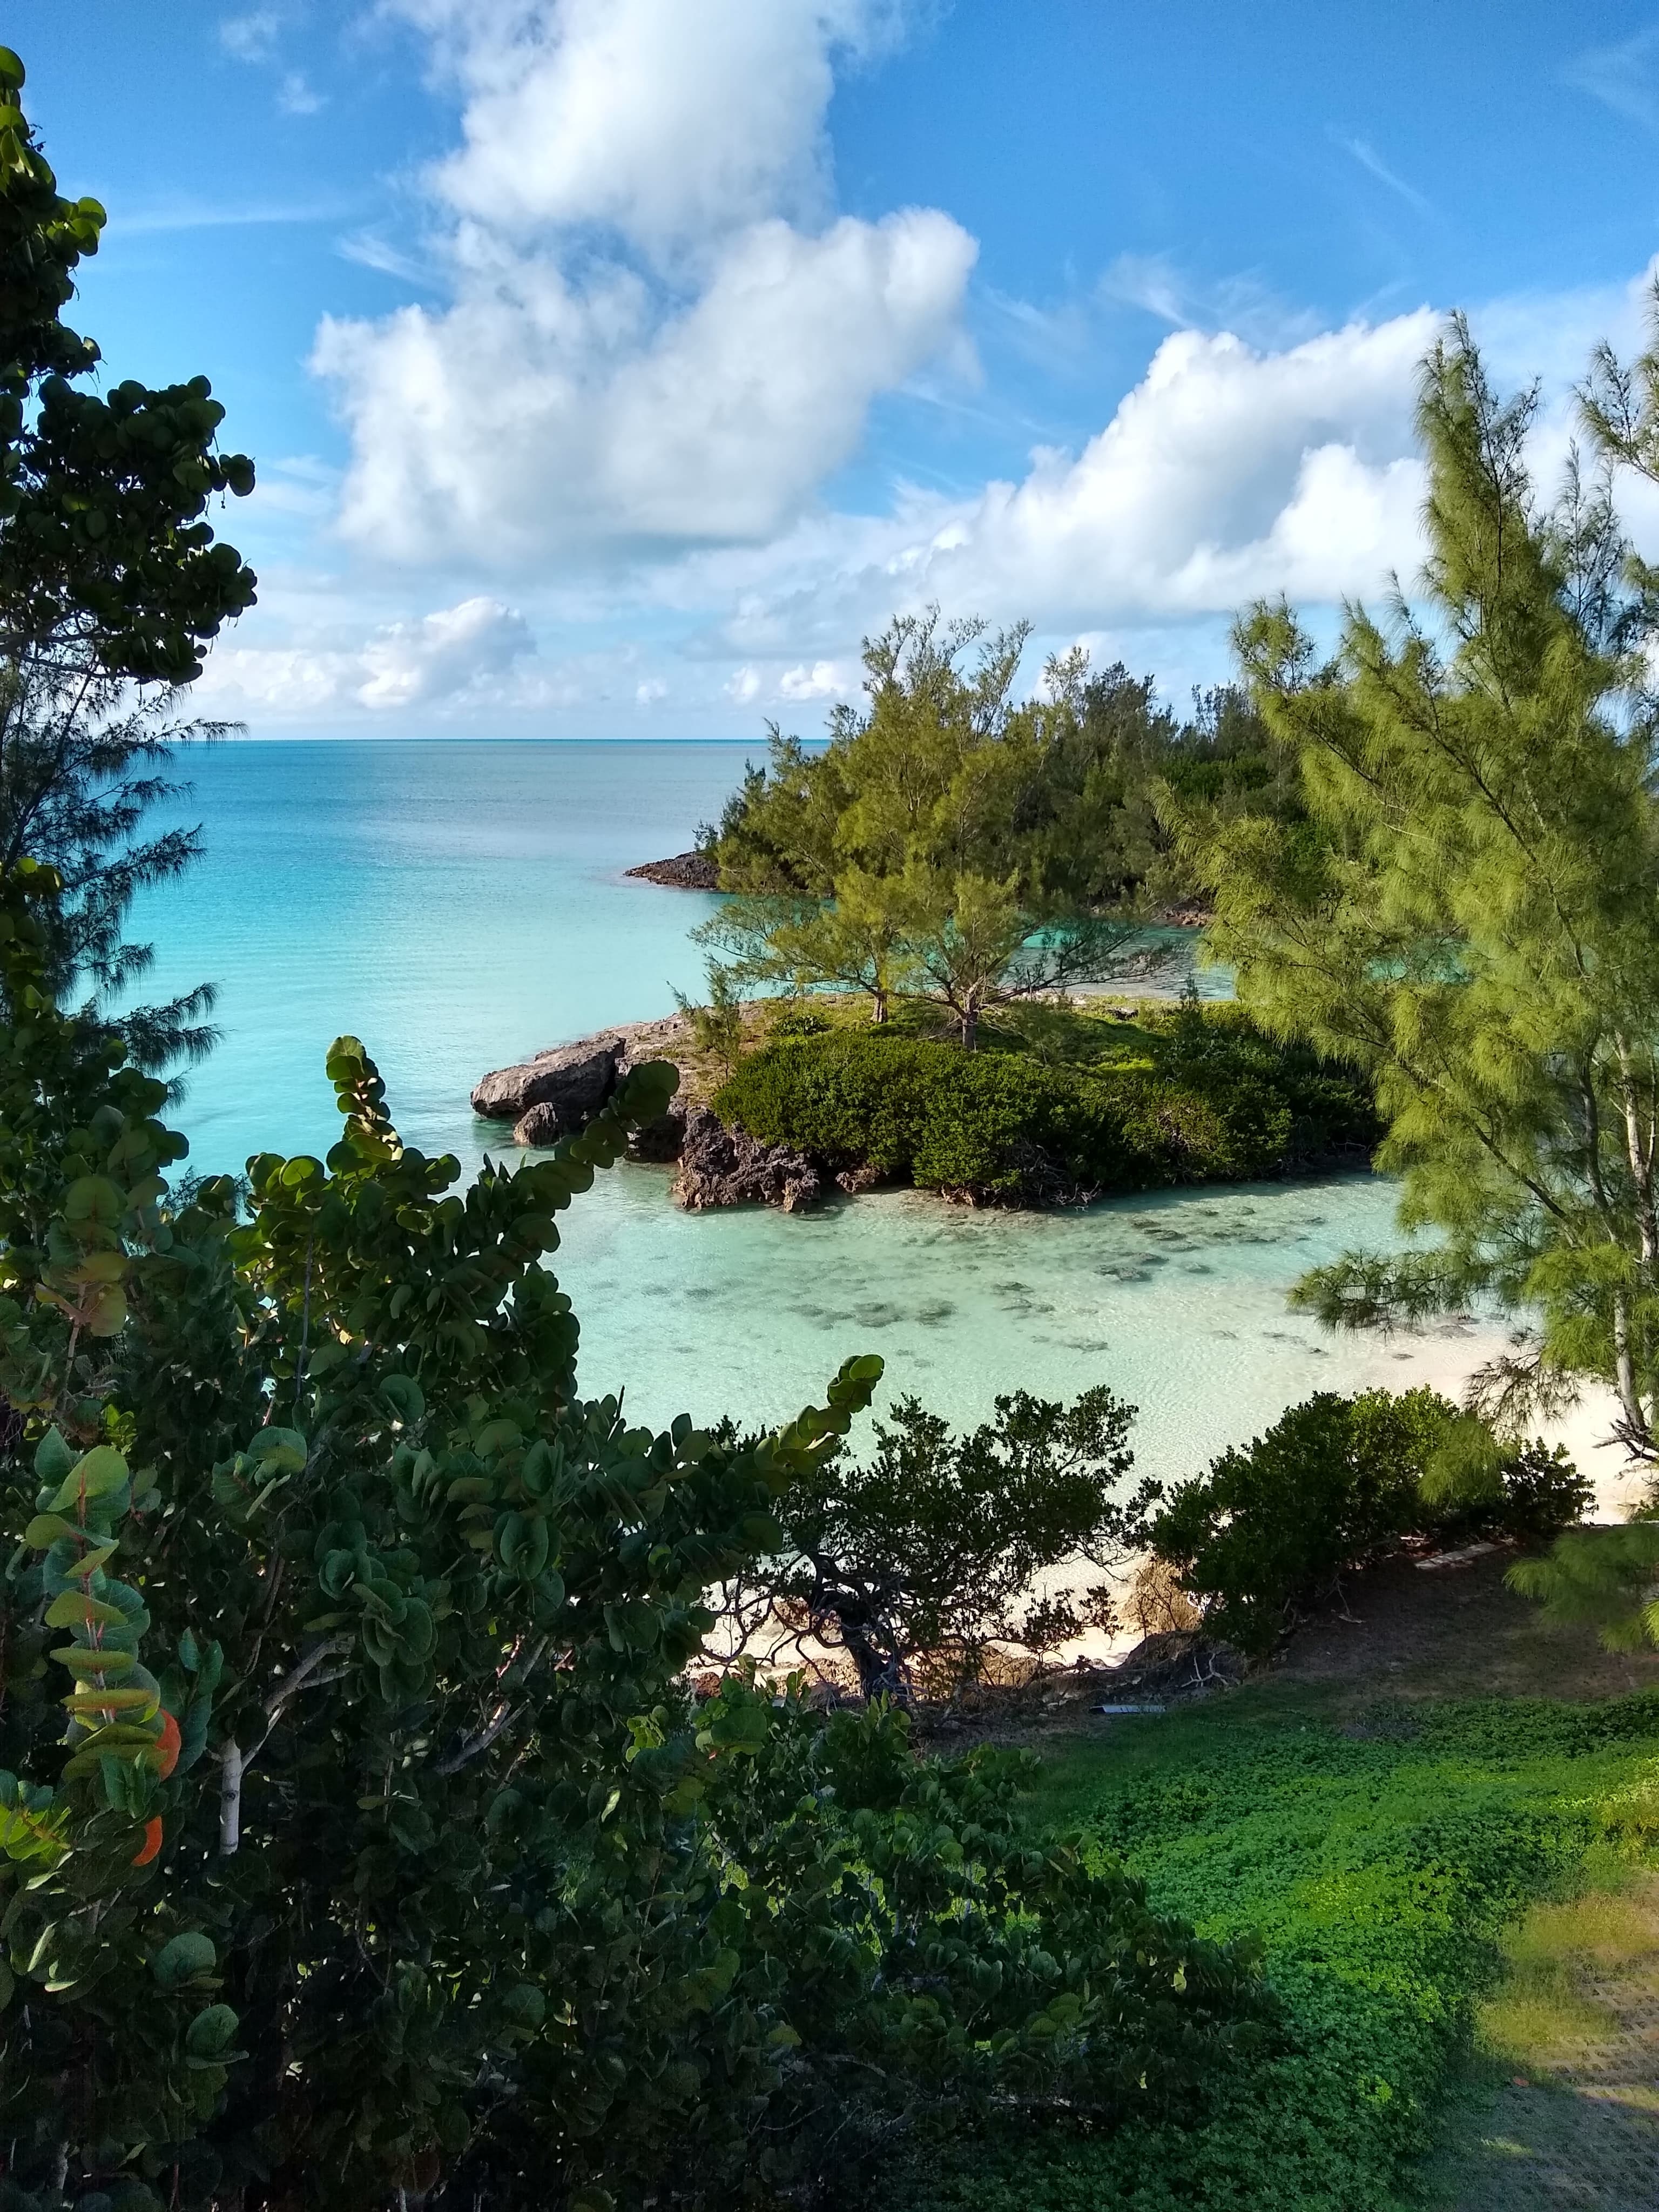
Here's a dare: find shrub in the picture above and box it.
[1146,1388,1592,1655]
[715,1386,1163,1701]
[712,1010,1378,1205]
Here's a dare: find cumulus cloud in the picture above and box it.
[683,311,1440,657]
[315,0,975,569]
[200,596,535,717]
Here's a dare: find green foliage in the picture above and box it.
[670,955,746,1077]
[697,612,1245,1045]
[705,649,1296,916]
[0,865,1263,2209]
[0,52,255,684]
[1147,1388,1591,1655]
[1508,1519,1659,1653]
[712,1004,1378,1205]
[901,1691,1659,2212]
[718,1387,1159,1700]
[1190,312,1659,1478]
[0,52,253,1070]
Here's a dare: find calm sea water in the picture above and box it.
[129,740,1408,1485]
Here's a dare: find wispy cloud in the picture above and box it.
[119,195,356,235]
[1096,254,1323,350]
[337,230,436,284]
[1336,134,1433,218]
[277,69,326,116]
[1566,25,1659,128]
[1098,252,1187,325]
[219,9,281,64]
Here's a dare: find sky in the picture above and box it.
[10,0,1659,737]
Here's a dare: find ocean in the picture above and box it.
[127,738,1411,1487]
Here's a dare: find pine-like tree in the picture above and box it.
[0,48,255,1070]
[1191,317,1659,1464]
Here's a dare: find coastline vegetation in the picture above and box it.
[4,35,1659,2212]
[711,994,1380,1204]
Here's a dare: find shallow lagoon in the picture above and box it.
[132,740,1411,1476]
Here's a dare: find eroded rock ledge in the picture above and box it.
[471,1017,822,1205]
[625,851,719,890]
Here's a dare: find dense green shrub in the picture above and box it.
[718,1387,1163,1700]
[1146,1388,1591,1655]
[713,1007,1378,1203]
[900,1691,1659,2212]
[0,867,1267,2212]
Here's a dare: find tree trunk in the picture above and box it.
[871,988,887,1024]
[961,996,979,1051]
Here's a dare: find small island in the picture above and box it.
[470,990,1381,1212]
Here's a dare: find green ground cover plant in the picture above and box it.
[893,1689,1659,2212]
[713,1001,1378,1203]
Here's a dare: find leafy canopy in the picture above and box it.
[1189,317,1659,1473]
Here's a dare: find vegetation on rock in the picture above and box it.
[711,997,1379,1205]
[693,613,1295,1043]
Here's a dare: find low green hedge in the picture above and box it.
[891,1691,1659,2212]
[712,1009,1378,1202]
[1147,1387,1593,1655]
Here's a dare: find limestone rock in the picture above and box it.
[470,1038,623,1124]
[627,1101,687,1163]
[625,851,719,889]
[673,1105,822,1212]
[512,1101,563,1148]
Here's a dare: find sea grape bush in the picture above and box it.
[1147,1387,1591,1654]
[0,866,1266,2212]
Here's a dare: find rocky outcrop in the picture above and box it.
[471,1038,624,1127]
[625,851,719,890]
[627,1102,688,1163]
[673,1105,822,1213]
[511,1101,564,1148]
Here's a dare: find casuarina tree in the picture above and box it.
[0,48,256,1066]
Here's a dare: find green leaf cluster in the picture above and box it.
[1147,1387,1591,1655]
[695,615,1296,1043]
[0,52,255,686]
[712,1003,1378,1204]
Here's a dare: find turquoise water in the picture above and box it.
[130,740,1408,1481]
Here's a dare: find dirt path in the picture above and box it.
[1424,1874,1659,2210]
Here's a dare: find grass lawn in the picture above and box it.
[887,1561,1659,2212]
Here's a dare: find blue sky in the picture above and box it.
[10,1,1659,735]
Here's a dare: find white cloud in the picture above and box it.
[777,659,847,699]
[313,0,975,569]
[1565,26,1659,130]
[278,69,326,116]
[405,0,873,265]
[635,676,668,704]
[1337,136,1433,219]
[200,596,535,716]
[725,665,763,704]
[219,9,280,62]
[687,311,1440,648]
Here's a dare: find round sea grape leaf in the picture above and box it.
[152,1931,216,1987]
[50,1445,129,1510]
[184,2001,240,2056]
[33,1426,75,1485]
